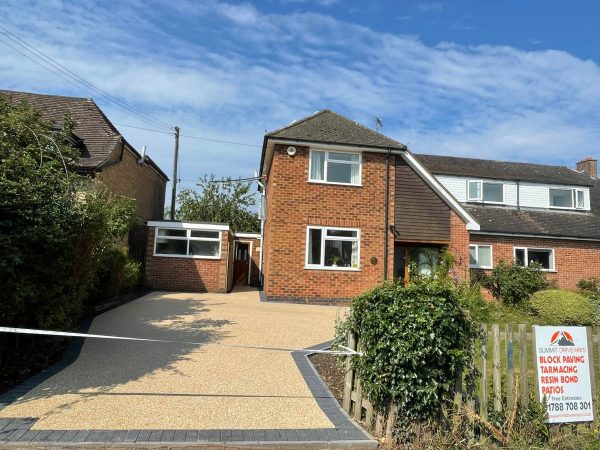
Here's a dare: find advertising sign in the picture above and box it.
[534,326,594,423]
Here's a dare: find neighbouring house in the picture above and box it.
[144,220,261,292]
[258,109,600,303]
[1,89,168,221]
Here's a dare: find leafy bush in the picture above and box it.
[527,289,596,326]
[336,278,480,434]
[578,277,600,295]
[481,260,548,306]
[88,246,141,307]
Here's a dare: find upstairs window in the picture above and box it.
[306,226,360,270]
[549,188,586,209]
[309,150,361,185]
[514,247,555,271]
[467,180,504,203]
[154,228,221,258]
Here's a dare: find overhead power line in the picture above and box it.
[0,25,173,131]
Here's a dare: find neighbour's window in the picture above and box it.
[469,244,493,269]
[306,226,359,269]
[549,188,586,209]
[514,247,554,271]
[309,150,361,185]
[467,180,504,203]
[155,228,221,258]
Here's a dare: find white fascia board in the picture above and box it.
[235,232,261,239]
[402,152,481,231]
[147,221,230,231]
[471,231,600,242]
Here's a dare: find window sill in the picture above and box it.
[470,266,493,270]
[304,266,361,272]
[308,180,362,187]
[153,254,221,260]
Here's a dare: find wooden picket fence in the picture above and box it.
[342,324,600,440]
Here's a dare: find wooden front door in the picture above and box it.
[233,242,250,285]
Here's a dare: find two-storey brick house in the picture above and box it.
[258,110,600,304]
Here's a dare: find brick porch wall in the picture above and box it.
[470,234,600,290]
[145,227,231,292]
[262,144,395,304]
[448,211,471,281]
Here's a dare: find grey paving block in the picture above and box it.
[316,428,330,441]
[17,430,40,442]
[220,430,233,441]
[46,430,65,441]
[6,429,27,441]
[231,429,243,441]
[326,428,341,440]
[32,430,53,441]
[149,430,163,441]
[173,430,187,442]
[242,429,255,441]
[87,430,103,441]
[208,430,221,442]
[185,430,199,442]
[0,419,13,431]
[264,429,278,441]
[71,430,90,442]
[112,430,127,442]
[197,430,210,441]
[285,430,299,441]
[59,430,79,442]
[254,430,266,441]
[99,430,115,442]
[296,429,309,441]
[161,430,175,442]
[124,429,140,442]
[136,430,152,442]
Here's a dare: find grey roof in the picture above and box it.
[267,110,406,150]
[417,154,593,187]
[466,202,600,240]
[1,89,167,178]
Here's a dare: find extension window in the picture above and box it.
[154,228,221,259]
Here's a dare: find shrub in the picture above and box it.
[88,245,141,307]
[578,277,600,295]
[335,278,479,435]
[481,260,548,305]
[527,289,596,326]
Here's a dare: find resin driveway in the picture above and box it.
[0,288,357,437]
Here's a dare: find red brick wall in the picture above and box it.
[145,227,231,292]
[448,211,471,281]
[470,234,600,290]
[262,144,395,303]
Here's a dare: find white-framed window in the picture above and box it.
[469,244,493,269]
[154,227,221,259]
[467,180,504,203]
[309,150,361,185]
[514,247,555,271]
[305,226,360,270]
[549,188,586,209]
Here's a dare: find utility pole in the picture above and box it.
[170,126,180,220]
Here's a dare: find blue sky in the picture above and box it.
[1,0,600,197]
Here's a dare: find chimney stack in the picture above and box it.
[577,157,598,178]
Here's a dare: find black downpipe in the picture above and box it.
[383,149,391,280]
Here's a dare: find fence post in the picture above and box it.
[353,343,364,421]
[587,327,597,426]
[519,324,529,409]
[506,324,514,411]
[385,404,397,443]
[342,331,357,413]
[492,324,502,412]
[480,324,488,420]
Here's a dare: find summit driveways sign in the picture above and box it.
[534,326,594,423]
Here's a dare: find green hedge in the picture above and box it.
[527,289,596,326]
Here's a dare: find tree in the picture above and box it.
[176,174,260,232]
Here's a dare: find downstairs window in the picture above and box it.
[306,226,360,270]
[514,247,555,271]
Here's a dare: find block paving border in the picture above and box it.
[0,336,376,447]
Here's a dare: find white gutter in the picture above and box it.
[147,221,230,231]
